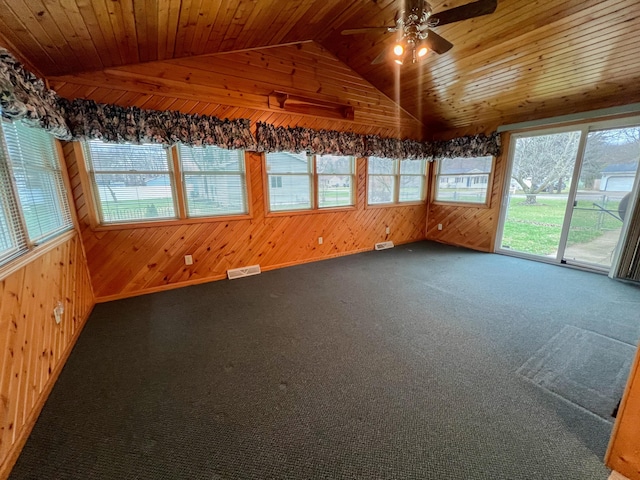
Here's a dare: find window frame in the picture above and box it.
[0,120,75,273]
[264,153,357,215]
[77,142,252,230]
[177,144,249,219]
[366,157,428,207]
[432,155,495,207]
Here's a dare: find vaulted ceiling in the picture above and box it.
[1,0,639,136]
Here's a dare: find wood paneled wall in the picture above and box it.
[607,344,640,480]
[0,233,94,479]
[425,131,508,252]
[49,42,424,140]
[66,145,426,300]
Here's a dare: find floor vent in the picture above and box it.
[227,265,261,280]
[375,241,394,250]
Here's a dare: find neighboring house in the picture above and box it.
[439,167,489,189]
[600,161,638,192]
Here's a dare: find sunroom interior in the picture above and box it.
[1,0,640,479]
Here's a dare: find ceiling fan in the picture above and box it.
[341,0,497,65]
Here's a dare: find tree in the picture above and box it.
[511,131,580,204]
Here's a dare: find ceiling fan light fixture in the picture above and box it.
[417,46,428,57]
[393,43,404,56]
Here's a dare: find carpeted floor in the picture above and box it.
[10,241,640,479]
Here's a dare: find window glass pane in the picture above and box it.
[85,141,176,223]
[268,175,312,211]
[318,175,353,208]
[368,175,395,204]
[184,174,246,216]
[439,156,492,174]
[93,174,176,222]
[178,144,247,217]
[179,144,244,172]
[435,156,493,204]
[399,175,424,202]
[266,152,310,173]
[2,121,72,243]
[316,155,353,174]
[0,153,24,262]
[368,157,396,174]
[266,152,312,211]
[400,159,426,175]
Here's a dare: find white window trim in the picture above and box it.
[367,157,428,207]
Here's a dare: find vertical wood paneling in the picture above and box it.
[0,233,95,479]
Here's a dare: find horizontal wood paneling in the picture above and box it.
[607,343,640,480]
[0,232,94,479]
[65,143,427,300]
[425,131,508,252]
[49,42,423,139]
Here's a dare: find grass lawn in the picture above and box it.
[502,196,622,255]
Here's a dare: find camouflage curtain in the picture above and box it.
[59,98,256,150]
[257,122,500,160]
[0,48,71,139]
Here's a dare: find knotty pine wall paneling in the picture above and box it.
[426,131,508,252]
[0,232,95,479]
[68,146,427,301]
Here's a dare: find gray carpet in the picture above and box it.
[518,325,635,420]
[9,241,640,479]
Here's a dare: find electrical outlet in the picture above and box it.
[385,226,390,234]
[184,255,193,265]
[318,237,323,245]
[437,224,443,231]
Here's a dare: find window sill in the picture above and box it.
[265,205,356,218]
[91,213,253,231]
[431,200,491,208]
[365,201,426,209]
[0,229,77,281]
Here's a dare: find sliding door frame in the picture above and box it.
[496,115,640,273]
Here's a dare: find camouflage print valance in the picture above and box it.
[58,98,256,150]
[257,122,500,160]
[0,48,71,139]
[432,132,501,159]
[255,122,367,157]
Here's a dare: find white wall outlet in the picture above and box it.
[318,237,323,245]
[53,301,64,325]
[437,224,443,231]
[184,255,193,265]
[385,226,390,234]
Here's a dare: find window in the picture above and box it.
[316,154,355,208]
[0,120,73,267]
[367,157,427,205]
[434,156,494,204]
[178,144,248,217]
[265,153,355,212]
[84,141,177,223]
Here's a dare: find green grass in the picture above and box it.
[501,196,622,255]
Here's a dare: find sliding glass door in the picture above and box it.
[496,119,640,273]
[497,130,581,259]
[563,126,640,269]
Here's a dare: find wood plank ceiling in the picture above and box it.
[1,0,639,135]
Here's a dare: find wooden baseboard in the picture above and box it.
[0,303,95,480]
